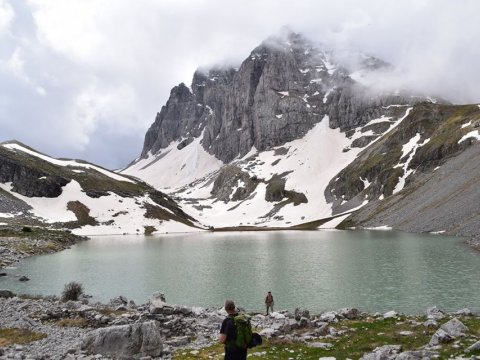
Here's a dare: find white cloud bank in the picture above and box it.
[1,0,479,168]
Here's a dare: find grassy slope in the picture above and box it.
[174,315,480,359]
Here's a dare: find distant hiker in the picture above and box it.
[219,299,253,360]
[265,291,274,315]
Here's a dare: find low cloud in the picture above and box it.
[1,0,479,168]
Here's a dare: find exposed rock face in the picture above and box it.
[81,321,162,358]
[0,155,70,198]
[210,165,258,202]
[141,32,413,164]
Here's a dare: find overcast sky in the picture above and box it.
[1,0,479,169]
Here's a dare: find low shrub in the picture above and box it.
[61,281,84,301]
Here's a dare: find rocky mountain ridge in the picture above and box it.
[124,31,480,237]
[140,32,416,163]
[0,141,198,235]
[1,31,479,238]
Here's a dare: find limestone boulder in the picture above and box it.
[81,321,162,358]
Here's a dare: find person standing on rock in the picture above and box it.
[265,291,274,315]
[219,299,247,360]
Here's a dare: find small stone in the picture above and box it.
[454,308,472,316]
[426,306,445,320]
[423,319,438,328]
[465,340,480,353]
[429,328,454,345]
[399,331,414,336]
[19,276,29,282]
[307,342,333,350]
[383,310,398,319]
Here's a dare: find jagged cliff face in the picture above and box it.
[124,31,480,235]
[141,33,412,163]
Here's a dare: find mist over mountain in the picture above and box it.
[1,1,480,169]
[122,31,480,237]
[0,26,478,237]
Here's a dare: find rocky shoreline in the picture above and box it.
[0,226,88,270]
[467,238,480,252]
[0,290,479,360]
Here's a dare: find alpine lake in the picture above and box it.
[2,230,479,315]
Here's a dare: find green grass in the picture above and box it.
[173,316,480,359]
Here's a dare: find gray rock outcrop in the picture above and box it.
[0,147,70,198]
[81,321,162,358]
[429,318,468,346]
[439,317,468,337]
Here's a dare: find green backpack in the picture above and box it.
[228,313,253,349]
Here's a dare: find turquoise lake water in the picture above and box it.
[1,230,479,314]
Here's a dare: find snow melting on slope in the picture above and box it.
[461,121,472,129]
[122,133,223,189]
[174,115,376,227]
[2,143,134,183]
[0,181,194,235]
[393,133,430,194]
[458,130,480,143]
[161,107,415,228]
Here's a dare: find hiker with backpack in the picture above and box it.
[265,291,274,315]
[218,299,253,360]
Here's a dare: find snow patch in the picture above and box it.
[364,225,392,230]
[275,114,283,119]
[318,214,350,229]
[323,88,334,103]
[360,177,371,189]
[461,120,472,129]
[0,212,15,218]
[393,134,430,194]
[122,131,223,190]
[368,115,393,125]
[458,130,480,143]
[323,57,336,75]
[382,105,409,109]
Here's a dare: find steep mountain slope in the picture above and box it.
[334,104,480,238]
[0,141,198,235]
[123,32,436,228]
